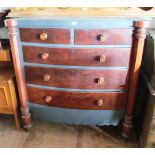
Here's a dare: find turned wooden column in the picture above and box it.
[5,19,32,130]
[122,21,149,138]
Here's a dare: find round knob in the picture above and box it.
[97,99,104,106]
[40,53,49,60]
[99,55,106,63]
[43,74,51,81]
[40,32,48,40]
[44,96,52,103]
[97,77,104,85]
[99,34,106,42]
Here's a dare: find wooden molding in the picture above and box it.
[5,19,32,129]
[122,20,149,138]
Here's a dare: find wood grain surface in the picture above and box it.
[20,28,70,44]
[23,46,131,67]
[25,66,128,89]
[27,86,125,110]
[74,29,132,45]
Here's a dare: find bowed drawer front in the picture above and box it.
[23,46,131,66]
[27,86,125,110]
[6,17,148,137]
[25,66,127,89]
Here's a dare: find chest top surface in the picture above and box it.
[6,17,150,28]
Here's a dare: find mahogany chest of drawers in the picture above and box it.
[5,17,149,137]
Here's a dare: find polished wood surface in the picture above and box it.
[122,21,149,138]
[23,46,131,67]
[25,66,128,89]
[0,49,11,62]
[6,19,32,129]
[0,67,20,129]
[0,82,13,113]
[27,86,125,110]
[20,28,70,44]
[74,29,132,45]
[0,66,14,80]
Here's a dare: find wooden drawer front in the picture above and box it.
[23,46,130,67]
[25,66,128,89]
[20,28,70,44]
[27,86,125,110]
[0,82,12,113]
[74,29,132,45]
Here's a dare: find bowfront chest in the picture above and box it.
[5,17,149,137]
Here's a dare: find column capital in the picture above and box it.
[5,19,18,27]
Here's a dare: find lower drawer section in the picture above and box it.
[27,86,125,110]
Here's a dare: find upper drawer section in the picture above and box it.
[20,28,70,44]
[74,29,132,45]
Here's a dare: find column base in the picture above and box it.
[122,115,133,138]
[21,106,32,130]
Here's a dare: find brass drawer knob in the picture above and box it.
[43,74,51,81]
[40,53,49,60]
[97,99,104,106]
[45,96,52,103]
[99,34,106,42]
[40,32,48,41]
[99,55,106,63]
[97,77,104,84]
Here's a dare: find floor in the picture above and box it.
[0,114,139,148]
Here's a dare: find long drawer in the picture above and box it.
[23,46,131,67]
[25,66,128,89]
[74,29,132,45]
[20,28,70,44]
[27,86,125,110]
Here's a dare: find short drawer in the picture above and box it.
[74,29,132,45]
[20,28,70,44]
[27,86,125,110]
[23,46,131,67]
[25,66,128,89]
